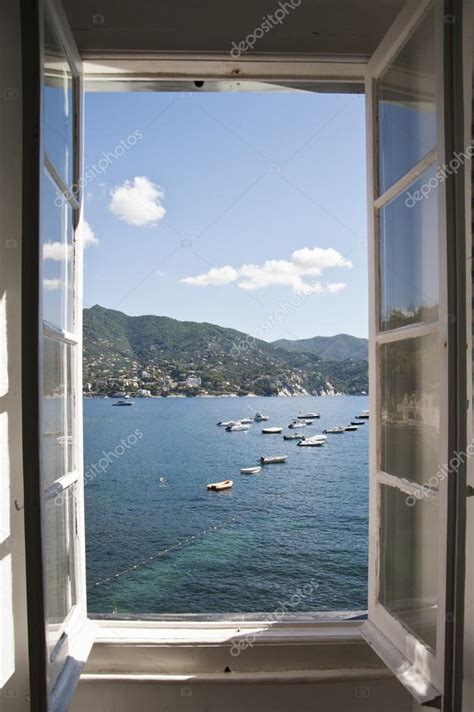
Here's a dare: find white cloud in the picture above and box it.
[82,220,99,247]
[181,266,238,287]
[43,278,62,291]
[181,246,352,294]
[43,242,71,261]
[109,176,166,226]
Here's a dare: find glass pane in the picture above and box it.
[41,169,74,332]
[381,334,440,486]
[379,165,438,331]
[378,8,436,193]
[42,337,74,490]
[43,9,74,187]
[380,484,438,651]
[45,488,77,651]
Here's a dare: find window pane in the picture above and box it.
[379,165,438,331]
[380,484,438,651]
[45,488,77,652]
[43,9,74,187]
[381,334,440,486]
[42,337,74,491]
[41,169,74,333]
[377,8,436,193]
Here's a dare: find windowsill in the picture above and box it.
[81,613,391,679]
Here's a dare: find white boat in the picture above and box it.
[289,420,306,429]
[345,424,358,431]
[260,455,288,465]
[298,412,320,419]
[283,433,303,440]
[304,420,314,425]
[240,466,261,475]
[254,412,269,422]
[240,417,253,424]
[207,479,233,491]
[226,423,250,432]
[262,427,282,434]
[323,426,345,434]
[357,410,369,419]
[113,399,134,406]
[217,420,238,427]
[298,438,324,447]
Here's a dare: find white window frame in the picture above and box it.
[20,1,469,709]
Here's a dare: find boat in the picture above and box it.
[112,399,134,406]
[217,420,238,427]
[298,412,320,419]
[260,455,288,465]
[323,426,345,434]
[289,420,306,429]
[254,412,269,422]
[240,466,261,474]
[207,480,233,491]
[226,423,250,432]
[304,420,314,425]
[262,427,283,434]
[345,424,358,431]
[351,421,365,425]
[298,438,324,447]
[283,433,304,440]
[240,417,253,424]
[357,410,369,419]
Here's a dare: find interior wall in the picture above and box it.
[0,2,30,710]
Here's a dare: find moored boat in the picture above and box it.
[240,466,261,474]
[260,455,288,465]
[283,433,303,440]
[226,423,250,432]
[357,410,369,419]
[345,424,358,431]
[217,420,238,427]
[262,427,283,434]
[113,399,134,406]
[289,420,306,429]
[254,412,269,422]
[323,426,345,434]
[298,438,324,447]
[351,421,365,425]
[298,412,320,419]
[207,480,233,491]
[240,417,253,424]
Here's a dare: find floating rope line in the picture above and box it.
[93,517,237,587]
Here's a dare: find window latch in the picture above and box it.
[467,485,474,498]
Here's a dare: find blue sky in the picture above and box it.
[83,89,368,340]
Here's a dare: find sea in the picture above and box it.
[84,395,368,616]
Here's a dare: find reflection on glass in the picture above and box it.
[378,8,436,193]
[380,485,438,651]
[381,334,439,486]
[45,489,76,651]
[41,169,74,332]
[42,337,73,491]
[44,9,74,187]
[379,165,438,331]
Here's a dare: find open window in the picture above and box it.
[22,0,95,709]
[361,0,466,707]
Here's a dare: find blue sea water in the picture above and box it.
[84,395,368,615]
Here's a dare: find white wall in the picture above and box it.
[0,2,30,710]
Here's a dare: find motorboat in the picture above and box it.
[262,427,283,434]
[323,427,345,434]
[345,424,358,431]
[226,423,250,432]
[283,433,303,440]
[240,466,261,474]
[113,399,134,406]
[357,410,369,419]
[298,412,320,419]
[351,421,365,425]
[240,417,253,424]
[260,455,288,465]
[298,438,324,447]
[217,420,238,427]
[254,412,269,422]
[289,420,306,429]
[207,480,233,491]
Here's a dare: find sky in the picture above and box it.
[83,89,368,340]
